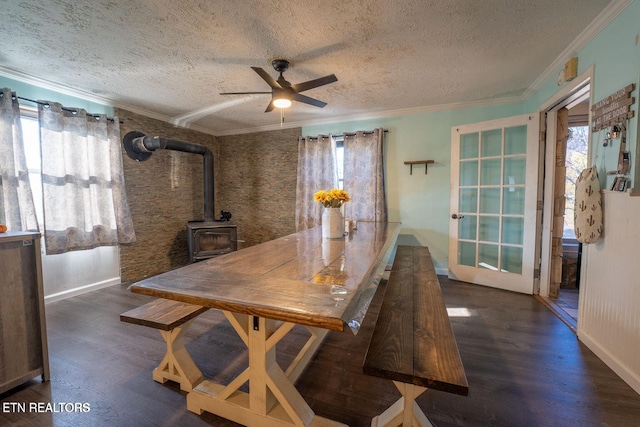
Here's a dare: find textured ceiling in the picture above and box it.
[0,0,618,135]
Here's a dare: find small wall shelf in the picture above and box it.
[404,160,434,175]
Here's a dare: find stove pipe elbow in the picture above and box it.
[123,131,215,222]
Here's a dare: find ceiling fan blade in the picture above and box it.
[219,91,272,95]
[251,67,282,89]
[292,74,337,93]
[292,93,327,108]
[264,101,275,113]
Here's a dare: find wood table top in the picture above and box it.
[130,222,401,334]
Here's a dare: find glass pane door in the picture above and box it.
[449,114,539,294]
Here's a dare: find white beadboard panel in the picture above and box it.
[578,190,640,394]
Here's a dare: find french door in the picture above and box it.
[449,114,540,294]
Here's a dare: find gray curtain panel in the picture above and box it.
[295,134,338,231]
[38,102,135,254]
[0,88,38,231]
[343,129,387,223]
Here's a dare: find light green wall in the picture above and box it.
[304,0,640,272]
[304,103,524,271]
[0,75,113,115]
[575,0,639,189]
[524,0,639,190]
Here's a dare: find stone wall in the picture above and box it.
[116,108,219,283]
[217,127,301,248]
[115,108,300,282]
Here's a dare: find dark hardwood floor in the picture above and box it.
[2,277,639,426]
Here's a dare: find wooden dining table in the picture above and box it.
[129,221,401,427]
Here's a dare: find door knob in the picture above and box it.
[451,213,465,219]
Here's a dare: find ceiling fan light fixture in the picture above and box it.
[273,98,292,108]
[221,59,337,112]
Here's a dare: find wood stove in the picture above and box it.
[123,131,240,263]
[187,222,237,263]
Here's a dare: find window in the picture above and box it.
[336,136,344,189]
[20,109,44,226]
[14,105,124,299]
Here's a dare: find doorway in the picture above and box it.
[539,72,592,331]
[557,104,589,322]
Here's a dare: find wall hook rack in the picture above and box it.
[404,160,434,175]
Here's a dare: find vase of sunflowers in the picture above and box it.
[314,189,350,239]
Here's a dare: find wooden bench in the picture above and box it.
[120,298,208,391]
[363,245,469,427]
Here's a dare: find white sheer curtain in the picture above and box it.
[0,88,38,231]
[295,135,338,231]
[38,101,135,254]
[343,128,387,222]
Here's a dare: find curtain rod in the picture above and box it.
[304,129,388,140]
[1,92,123,124]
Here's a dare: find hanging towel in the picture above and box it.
[574,166,603,243]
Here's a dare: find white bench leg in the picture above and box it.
[371,381,431,427]
[152,319,203,392]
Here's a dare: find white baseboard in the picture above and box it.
[436,267,448,276]
[578,331,640,395]
[44,277,122,304]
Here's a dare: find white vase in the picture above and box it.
[322,207,344,239]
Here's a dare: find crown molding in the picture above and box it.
[212,121,302,137]
[213,95,523,136]
[177,121,220,136]
[0,65,183,126]
[0,65,114,105]
[522,0,632,99]
[111,103,178,128]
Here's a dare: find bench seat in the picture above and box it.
[120,299,208,391]
[364,245,468,426]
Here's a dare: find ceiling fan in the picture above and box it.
[220,59,337,112]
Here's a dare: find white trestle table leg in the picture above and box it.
[186,312,347,426]
[152,318,203,392]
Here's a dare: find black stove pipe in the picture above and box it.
[123,131,215,222]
